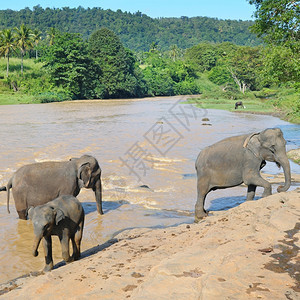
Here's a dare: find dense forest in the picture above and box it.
[0,6,260,51]
[0,2,299,123]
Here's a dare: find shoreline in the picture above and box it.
[233,109,284,118]
[1,188,299,299]
[186,96,299,124]
[0,94,298,124]
[52,94,197,104]
[288,149,300,165]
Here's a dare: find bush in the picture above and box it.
[34,91,70,103]
[174,79,200,95]
[254,88,277,99]
[207,65,234,86]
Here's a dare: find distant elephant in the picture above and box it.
[1,154,102,219]
[235,101,245,109]
[28,195,84,272]
[195,128,291,222]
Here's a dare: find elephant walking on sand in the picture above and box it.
[28,195,84,272]
[195,128,291,222]
[1,155,103,219]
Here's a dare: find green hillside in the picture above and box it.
[0,6,260,51]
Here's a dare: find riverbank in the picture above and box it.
[0,75,299,124]
[187,95,300,124]
[288,148,300,165]
[1,187,299,299]
[1,93,298,124]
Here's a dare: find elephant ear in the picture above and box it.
[243,133,261,158]
[77,162,92,188]
[259,128,278,149]
[54,208,65,225]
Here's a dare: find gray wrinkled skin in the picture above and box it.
[195,128,291,222]
[2,154,102,219]
[28,195,85,272]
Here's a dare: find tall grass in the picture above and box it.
[189,74,299,123]
[0,57,43,78]
[0,58,43,104]
[0,58,70,104]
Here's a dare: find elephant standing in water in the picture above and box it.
[28,195,84,271]
[195,128,291,222]
[1,155,103,219]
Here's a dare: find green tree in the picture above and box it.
[260,45,300,85]
[185,43,218,72]
[141,50,199,96]
[14,24,34,75]
[149,42,158,53]
[32,29,42,59]
[248,0,300,49]
[169,44,181,62]
[249,1,299,85]
[88,28,144,98]
[142,67,175,96]
[41,31,101,99]
[226,46,262,93]
[47,27,57,46]
[0,7,260,52]
[0,29,15,77]
[208,65,234,86]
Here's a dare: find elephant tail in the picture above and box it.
[6,178,13,214]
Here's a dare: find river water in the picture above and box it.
[0,96,299,283]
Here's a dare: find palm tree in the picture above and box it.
[32,29,42,59]
[149,42,158,53]
[170,44,179,62]
[14,24,34,75]
[47,27,57,46]
[0,29,16,77]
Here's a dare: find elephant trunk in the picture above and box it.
[33,236,42,257]
[94,177,103,215]
[276,154,291,193]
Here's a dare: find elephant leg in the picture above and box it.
[246,185,257,201]
[60,232,72,263]
[71,236,81,261]
[42,236,53,272]
[70,232,81,261]
[13,191,28,220]
[195,176,209,223]
[70,236,79,261]
[72,221,83,260]
[244,174,272,198]
[94,179,103,215]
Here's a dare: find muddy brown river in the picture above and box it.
[0,96,299,283]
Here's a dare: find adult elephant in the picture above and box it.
[1,155,103,220]
[195,128,291,222]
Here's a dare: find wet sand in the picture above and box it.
[1,188,299,299]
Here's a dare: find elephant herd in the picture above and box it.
[0,128,291,271]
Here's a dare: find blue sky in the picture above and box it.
[0,0,255,20]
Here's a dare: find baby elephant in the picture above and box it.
[28,195,85,272]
